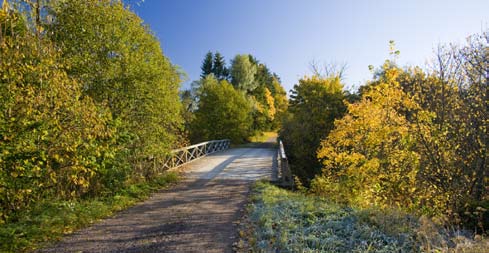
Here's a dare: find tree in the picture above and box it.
[212,51,229,80]
[311,32,488,230]
[271,77,288,129]
[201,51,213,78]
[398,34,488,227]
[47,0,184,175]
[190,76,252,144]
[230,54,257,93]
[312,65,423,210]
[280,75,346,183]
[195,52,288,134]
[0,8,114,220]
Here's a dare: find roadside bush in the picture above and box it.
[0,9,115,222]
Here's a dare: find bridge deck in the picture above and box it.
[184,147,277,181]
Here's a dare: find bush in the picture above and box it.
[0,9,115,222]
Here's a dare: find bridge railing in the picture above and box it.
[278,140,293,187]
[162,139,231,170]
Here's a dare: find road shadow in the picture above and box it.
[39,179,252,253]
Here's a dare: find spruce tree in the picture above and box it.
[212,52,228,80]
[201,51,213,78]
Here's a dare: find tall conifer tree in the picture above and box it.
[201,51,213,78]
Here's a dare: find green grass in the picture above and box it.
[240,181,488,253]
[248,131,277,143]
[0,171,180,253]
[232,132,278,148]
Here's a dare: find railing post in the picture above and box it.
[278,140,293,188]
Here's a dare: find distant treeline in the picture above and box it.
[183,52,288,144]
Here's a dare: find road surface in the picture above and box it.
[40,146,277,253]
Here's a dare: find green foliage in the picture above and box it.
[191,52,288,142]
[231,54,258,93]
[212,52,229,80]
[200,51,229,80]
[190,76,253,144]
[247,132,277,144]
[0,0,186,233]
[201,51,214,78]
[47,0,184,175]
[0,9,115,222]
[280,75,346,183]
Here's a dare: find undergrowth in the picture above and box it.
[240,181,488,253]
[0,171,180,253]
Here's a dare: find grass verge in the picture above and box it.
[237,181,488,253]
[248,132,278,143]
[0,171,180,252]
[233,132,278,148]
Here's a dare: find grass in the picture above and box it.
[238,181,489,253]
[0,171,180,253]
[248,131,278,143]
[233,132,278,148]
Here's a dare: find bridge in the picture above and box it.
[41,138,291,253]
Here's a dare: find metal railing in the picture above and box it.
[278,140,293,187]
[162,139,231,170]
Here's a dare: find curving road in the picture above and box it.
[40,145,277,253]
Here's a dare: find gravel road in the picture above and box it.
[39,147,276,253]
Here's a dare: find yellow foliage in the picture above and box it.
[313,65,425,210]
[264,88,276,120]
[0,11,115,220]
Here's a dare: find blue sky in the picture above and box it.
[132,0,488,93]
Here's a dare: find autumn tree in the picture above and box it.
[270,77,288,129]
[398,34,488,227]
[280,75,346,183]
[311,64,424,210]
[0,7,115,220]
[312,33,487,230]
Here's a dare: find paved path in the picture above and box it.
[40,146,277,253]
